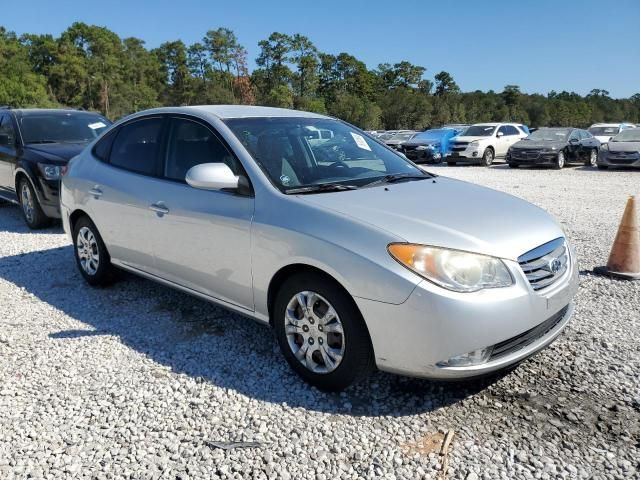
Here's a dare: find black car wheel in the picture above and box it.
[18,178,50,229]
[552,151,565,170]
[73,216,116,286]
[273,272,374,391]
[585,149,597,167]
[480,148,494,166]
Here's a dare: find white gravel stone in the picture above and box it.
[0,165,638,479]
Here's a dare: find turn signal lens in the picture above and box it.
[388,244,513,293]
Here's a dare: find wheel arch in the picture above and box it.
[69,209,93,235]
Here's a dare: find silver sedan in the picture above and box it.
[60,106,579,391]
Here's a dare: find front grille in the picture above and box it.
[512,149,541,160]
[518,238,568,291]
[608,155,638,165]
[490,305,569,360]
[403,145,417,152]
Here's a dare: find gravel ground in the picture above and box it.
[1,164,639,480]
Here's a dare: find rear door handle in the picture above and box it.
[89,186,103,198]
[149,202,169,216]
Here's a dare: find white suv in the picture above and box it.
[446,123,528,166]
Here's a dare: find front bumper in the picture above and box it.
[404,149,441,163]
[598,151,640,168]
[35,177,62,218]
[356,245,579,379]
[445,149,481,163]
[507,151,557,166]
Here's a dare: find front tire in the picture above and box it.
[480,148,494,166]
[553,150,565,170]
[273,272,374,391]
[19,178,50,229]
[73,216,116,286]
[585,149,597,167]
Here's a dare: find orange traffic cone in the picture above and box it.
[594,195,640,280]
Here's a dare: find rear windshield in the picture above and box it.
[588,126,620,136]
[20,112,111,144]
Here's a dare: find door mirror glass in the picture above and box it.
[0,133,10,146]
[186,163,239,191]
[569,137,579,144]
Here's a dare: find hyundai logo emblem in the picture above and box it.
[549,258,562,273]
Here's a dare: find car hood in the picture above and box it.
[452,135,491,142]
[301,177,563,261]
[404,139,440,147]
[512,139,565,149]
[593,135,614,144]
[23,143,87,163]
[607,141,640,152]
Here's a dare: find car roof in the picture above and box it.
[130,105,331,120]
[7,108,103,117]
[589,123,632,127]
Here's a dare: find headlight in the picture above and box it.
[416,145,428,150]
[388,244,514,292]
[600,143,609,151]
[37,163,65,180]
[468,140,480,150]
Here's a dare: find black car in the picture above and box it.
[506,128,600,169]
[0,108,111,228]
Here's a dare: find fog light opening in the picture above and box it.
[437,346,493,367]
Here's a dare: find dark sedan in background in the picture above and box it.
[0,108,111,228]
[597,127,640,169]
[402,128,462,163]
[506,128,600,169]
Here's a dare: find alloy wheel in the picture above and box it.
[589,149,597,166]
[284,291,345,374]
[76,226,100,275]
[21,182,35,224]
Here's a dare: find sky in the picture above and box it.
[4,0,639,98]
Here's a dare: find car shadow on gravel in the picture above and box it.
[0,245,506,417]
[0,204,63,234]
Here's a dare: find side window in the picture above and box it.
[0,114,16,147]
[164,118,238,182]
[109,117,164,176]
[569,130,580,141]
[505,125,520,136]
[497,126,508,136]
[93,129,117,162]
[579,130,591,140]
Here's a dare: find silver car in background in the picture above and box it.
[60,106,579,391]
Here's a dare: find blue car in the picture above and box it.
[401,128,462,163]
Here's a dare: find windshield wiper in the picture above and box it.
[285,183,359,194]
[25,140,58,144]
[363,173,432,188]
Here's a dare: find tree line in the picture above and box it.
[1,23,639,129]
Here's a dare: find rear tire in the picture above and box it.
[72,216,116,286]
[273,272,374,391]
[480,148,494,166]
[585,149,597,167]
[18,178,50,229]
[552,151,565,170]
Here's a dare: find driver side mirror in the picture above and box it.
[569,138,579,144]
[496,131,504,137]
[186,163,251,195]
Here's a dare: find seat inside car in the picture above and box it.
[256,134,300,186]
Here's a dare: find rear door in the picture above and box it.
[567,130,581,161]
[147,116,255,310]
[85,116,166,274]
[495,125,519,157]
[0,114,18,199]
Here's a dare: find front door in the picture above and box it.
[147,116,255,311]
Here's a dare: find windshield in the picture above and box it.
[20,112,111,144]
[611,128,640,142]
[389,133,415,142]
[527,128,570,141]
[464,125,496,136]
[588,126,620,137]
[224,117,424,192]
[415,129,447,140]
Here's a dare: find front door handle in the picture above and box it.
[89,186,103,198]
[149,202,169,216]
